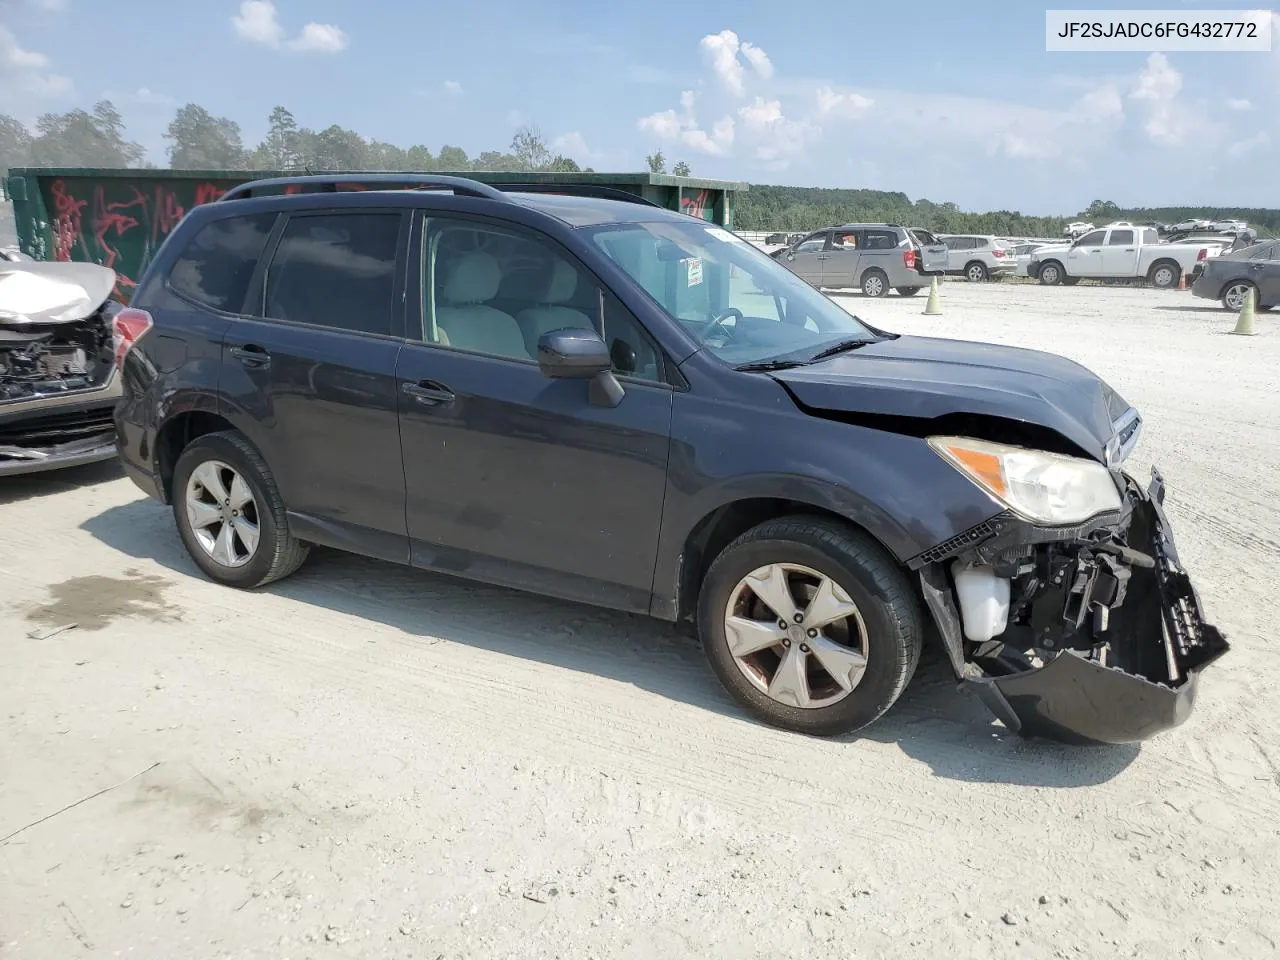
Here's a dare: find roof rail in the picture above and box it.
[492,183,662,208]
[217,173,507,203]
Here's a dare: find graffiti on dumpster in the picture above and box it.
[42,177,241,299]
[680,189,714,222]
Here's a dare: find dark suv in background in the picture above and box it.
[113,175,1226,745]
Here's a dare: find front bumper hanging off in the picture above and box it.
[920,468,1229,745]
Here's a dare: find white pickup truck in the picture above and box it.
[1029,224,1218,289]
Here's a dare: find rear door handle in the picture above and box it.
[816,255,830,261]
[402,380,455,406]
[230,344,270,367]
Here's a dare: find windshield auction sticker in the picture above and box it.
[1045,9,1272,51]
[686,258,703,287]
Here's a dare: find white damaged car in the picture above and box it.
[1,260,132,476]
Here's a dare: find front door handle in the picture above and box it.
[230,344,270,367]
[816,255,830,261]
[402,380,455,406]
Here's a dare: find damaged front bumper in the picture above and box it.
[918,468,1228,745]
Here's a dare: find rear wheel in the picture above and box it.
[861,269,888,298]
[697,517,923,737]
[1221,281,1256,311]
[1148,261,1180,290]
[896,286,922,296]
[965,261,989,282]
[172,431,310,589]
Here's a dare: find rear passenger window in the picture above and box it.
[264,213,401,336]
[863,230,898,250]
[168,213,276,312]
[1108,230,1134,245]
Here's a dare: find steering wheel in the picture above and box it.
[696,307,744,344]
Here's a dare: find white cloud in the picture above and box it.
[741,42,773,80]
[288,23,348,53]
[0,25,49,71]
[552,131,589,156]
[232,2,348,54]
[1128,53,1201,145]
[0,24,70,103]
[638,89,735,156]
[816,86,874,118]
[1227,131,1269,158]
[232,1,285,46]
[737,96,783,130]
[698,29,771,96]
[700,30,744,95]
[1071,84,1123,124]
[1226,98,1252,111]
[1131,52,1181,102]
[443,80,462,95]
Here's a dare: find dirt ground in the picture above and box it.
[2,280,1278,959]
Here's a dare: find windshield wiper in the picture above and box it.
[734,358,807,371]
[804,339,874,363]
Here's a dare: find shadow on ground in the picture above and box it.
[0,459,123,507]
[81,498,1139,789]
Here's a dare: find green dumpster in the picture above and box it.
[3,167,748,300]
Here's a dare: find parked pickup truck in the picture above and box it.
[1028,225,1218,289]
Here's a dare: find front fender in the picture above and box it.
[649,387,1004,619]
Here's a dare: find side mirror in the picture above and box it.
[536,328,624,407]
[537,328,611,379]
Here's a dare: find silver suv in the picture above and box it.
[774,224,948,298]
[940,235,1017,282]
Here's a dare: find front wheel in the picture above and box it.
[1037,261,1063,285]
[171,431,310,589]
[860,269,888,298]
[697,517,923,737]
[896,286,922,296]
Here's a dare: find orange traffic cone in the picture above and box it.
[1177,273,1187,291]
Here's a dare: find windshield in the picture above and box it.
[584,219,878,367]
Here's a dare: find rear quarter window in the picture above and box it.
[167,213,277,312]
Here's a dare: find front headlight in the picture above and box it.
[928,436,1122,525]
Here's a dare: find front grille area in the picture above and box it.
[0,406,116,449]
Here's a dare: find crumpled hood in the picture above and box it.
[0,260,116,326]
[770,335,1133,462]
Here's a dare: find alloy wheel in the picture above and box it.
[723,563,869,709]
[185,460,261,568]
[1224,282,1253,311]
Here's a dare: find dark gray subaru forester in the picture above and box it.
[113,174,1227,745]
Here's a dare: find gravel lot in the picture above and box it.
[3,280,1278,959]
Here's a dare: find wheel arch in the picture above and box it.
[668,495,905,625]
[154,410,242,502]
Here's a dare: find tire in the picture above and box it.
[697,516,923,737]
[965,261,989,282]
[1037,261,1064,285]
[860,269,888,298]
[895,286,922,296]
[171,430,310,589]
[1221,280,1257,311]
[1148,260,1180,290]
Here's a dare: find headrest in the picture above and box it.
[442,251,501,304]
[544,258,578,304]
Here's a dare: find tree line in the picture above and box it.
[2,101,1276,237]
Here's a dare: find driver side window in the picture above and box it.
[793,234,827,254]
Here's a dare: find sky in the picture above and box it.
[0,0,1277,214]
